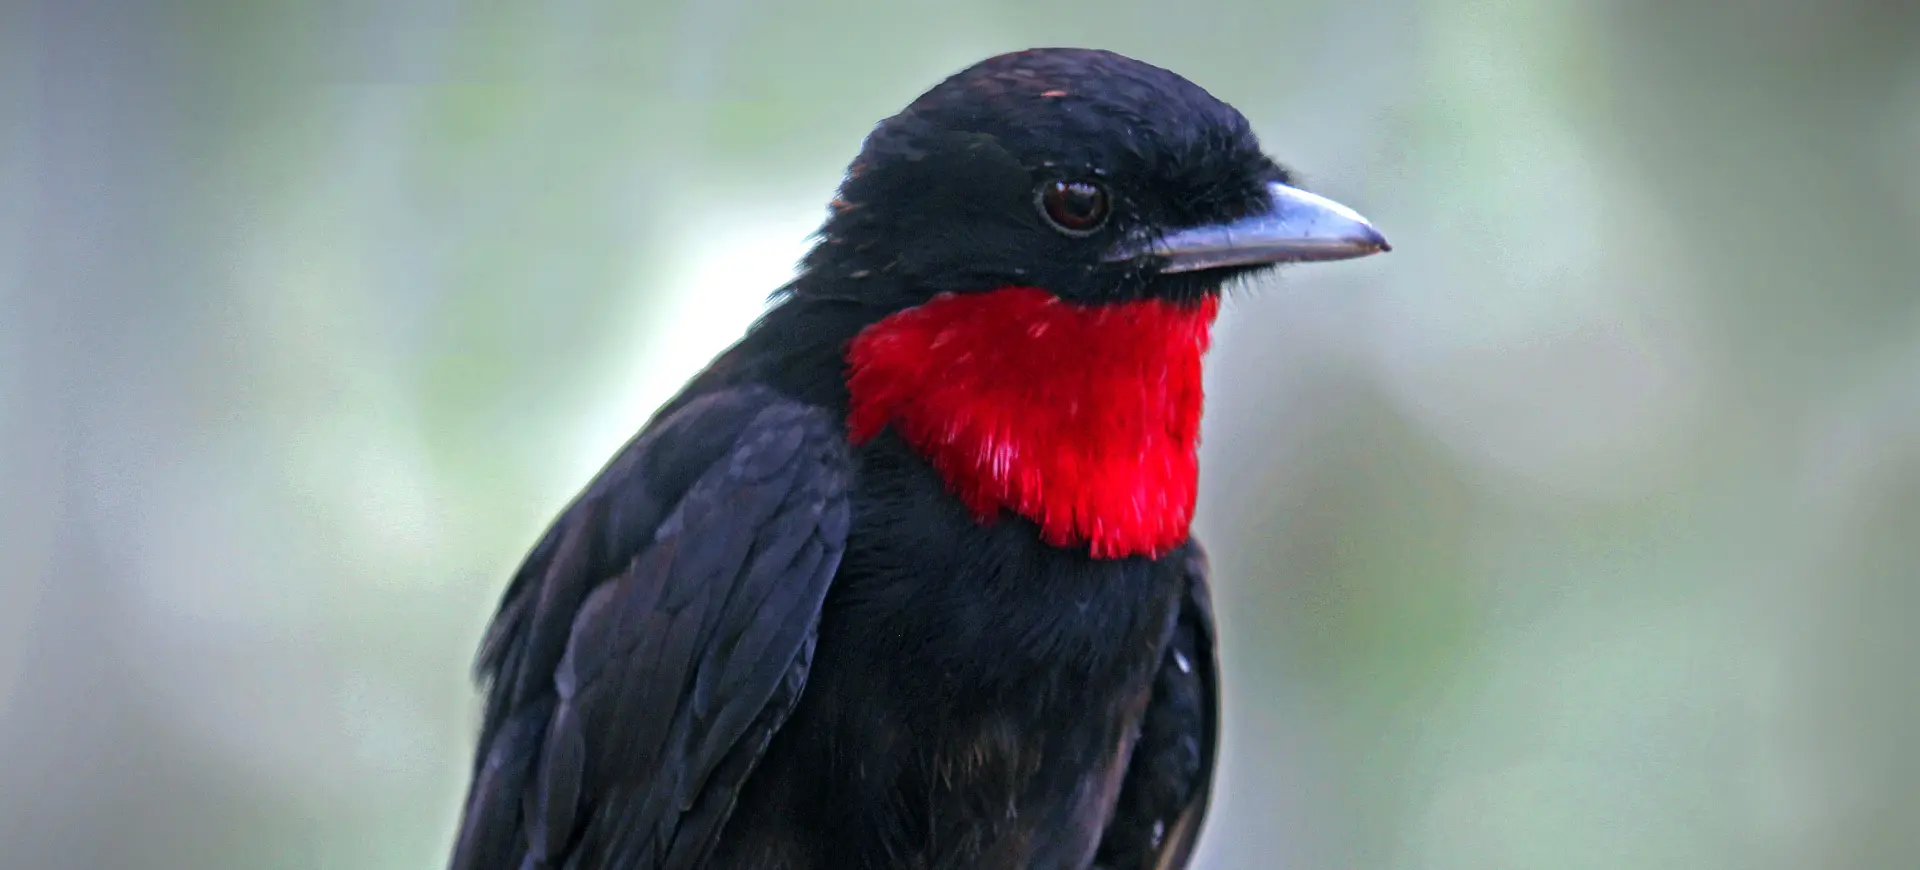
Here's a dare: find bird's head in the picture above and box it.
[804,47,1387,307]
[790,48,1390,559]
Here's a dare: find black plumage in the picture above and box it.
[451,381,1217,870]
[449,46,1387,870]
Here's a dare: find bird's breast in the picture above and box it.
[753,441,1188,867]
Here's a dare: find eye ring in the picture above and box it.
[1036,179,1112,236]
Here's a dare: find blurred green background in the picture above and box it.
[5,1,1919,868]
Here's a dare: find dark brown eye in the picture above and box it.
[1036,180,1111,235]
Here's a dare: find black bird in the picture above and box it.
[447,47,1388,870]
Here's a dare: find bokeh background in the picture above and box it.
[6,1,1920,868]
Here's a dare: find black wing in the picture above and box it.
[449,386,853,870]
[1095,544,1221,870]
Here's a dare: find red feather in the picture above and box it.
[846,287,1217,559]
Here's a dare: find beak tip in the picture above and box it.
[1321,227,1389,261]
[1352,224,1390,256]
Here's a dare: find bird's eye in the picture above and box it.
[1036,180,1112,235]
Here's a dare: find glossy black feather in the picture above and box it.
[448,47,1286,870]
[1095,546,1219,870]
[451,361,1221,870]
[449,387,852,870]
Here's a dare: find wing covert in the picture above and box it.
[1095,543,1221,870]
[449,387,852,870]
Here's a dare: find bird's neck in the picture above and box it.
[845,286,1217,559]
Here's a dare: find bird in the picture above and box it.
[446,47,1388,870]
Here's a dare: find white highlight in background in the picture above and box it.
[568,194,826,484]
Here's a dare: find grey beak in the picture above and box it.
[1105,181,1390,273]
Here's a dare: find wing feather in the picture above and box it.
[449,387,852,870]
[1095,544,1221,870]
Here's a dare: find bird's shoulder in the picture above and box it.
[451,383,855,870]
[475,384,848,700]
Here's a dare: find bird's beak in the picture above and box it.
[1106,181,1390,273]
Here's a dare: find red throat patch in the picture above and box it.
[845,287,1218,559]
